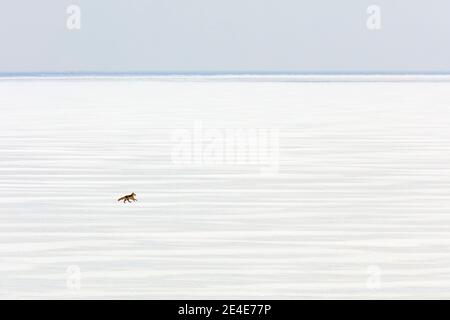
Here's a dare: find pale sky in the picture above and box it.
[0,0,449,74]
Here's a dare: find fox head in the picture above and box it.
[131,192,137,199]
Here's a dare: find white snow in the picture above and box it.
[1,78,450,299]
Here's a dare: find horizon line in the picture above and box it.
[2,71,450,76]
[2,72,450,82]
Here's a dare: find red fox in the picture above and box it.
[118,192,137,203]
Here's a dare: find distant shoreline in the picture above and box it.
[2,74,450,82]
